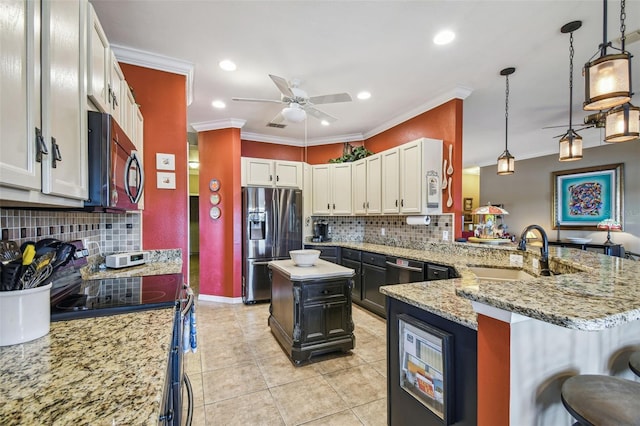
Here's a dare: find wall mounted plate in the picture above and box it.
[210,193,220,205]
[209,206,221,219]
[209,179,220,192]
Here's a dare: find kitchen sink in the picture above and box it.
[468,266,534,282]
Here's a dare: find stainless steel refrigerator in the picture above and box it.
[242,187,302,303]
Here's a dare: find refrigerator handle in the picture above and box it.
[272,188,278,255]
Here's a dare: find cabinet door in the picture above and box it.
[301,304,326,343]
[381,148,400,214]
[41,0,87,200]
[275,160,302,188]
[134,106,144,209]
[341,258,362,302]
[366,154,382,214]
[312,164,331,215]
[122,84,136,139]
[86,3,110,113]
[109,50,124,124]
[245,158,275,186]
[352,159,367,214]
[324,300,350,337]
[399,140,422,213]
[331,163,352,215]
[0,0,41,191]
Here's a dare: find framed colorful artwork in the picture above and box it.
[552,163,623,230]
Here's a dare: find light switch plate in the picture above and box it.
[157,172,176,189]
[532,258,539,271]
[442,230,449,241]
[510,254,523,267]
[381,228,386,236]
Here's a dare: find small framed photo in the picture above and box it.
[463,197,473,212]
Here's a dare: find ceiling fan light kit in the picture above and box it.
[281,103,306,123]
[559,21,584,162]
[605,103,640,142]
[497,67,516,175]
[583,0,632,112]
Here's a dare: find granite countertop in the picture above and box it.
[0,309,174,425]
[81,249,183,280]
[269,258,355,280]
[308,241,640,331]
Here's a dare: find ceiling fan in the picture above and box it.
[543,111,607,135]
[232,74,352,125]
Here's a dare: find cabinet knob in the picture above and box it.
[35,127,48,162]
[395,200,398,207]
[327,203,330,210]
[276,175,279,182]
[333,203,336,209]
[269,175,273,181]
[363,202,366,208]
[366,201,369,208]
[51,137,62,168]
[401,199,404,207]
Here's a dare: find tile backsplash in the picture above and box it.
[312,214,454,249]
[0,208,141,256]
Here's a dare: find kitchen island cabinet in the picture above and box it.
[0,309,174,425]
[268,259,355,364]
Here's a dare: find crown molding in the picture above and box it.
[110,44,195,106]
[191,118,246,132]
[363,85,473,139]
[239,132,365,147]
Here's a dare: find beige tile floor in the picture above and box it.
[183,299,388,426]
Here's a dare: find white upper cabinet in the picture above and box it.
[352,159,367,215]
[0,0,42,192]
[242,157,303,189]
[366,154,382,214]
[381,148,400,214]
[311,163,352,216]
[1,0,87,206]
[86,3,110,113]
[41,0,88,200]
[109,50,125,124]
[399,138,443,215]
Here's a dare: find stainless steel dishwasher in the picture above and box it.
[385,257,426,284]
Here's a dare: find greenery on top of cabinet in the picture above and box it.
[329,144,373,163]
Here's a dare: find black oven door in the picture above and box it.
[385,257,426,284]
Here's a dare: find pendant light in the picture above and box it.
[559,21,583,161]
[583,0,631,111]
[497,67,515,175]
[603,0,639,143]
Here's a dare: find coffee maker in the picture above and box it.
[312,220,330,242]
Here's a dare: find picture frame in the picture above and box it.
[552,163,623,230]
[463,197,473,212]
[463,214,473,223]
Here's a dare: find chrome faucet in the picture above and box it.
[517,224,551,276]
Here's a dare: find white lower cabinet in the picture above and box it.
[312,163,352,215]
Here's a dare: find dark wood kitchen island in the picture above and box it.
[268,259,355,364]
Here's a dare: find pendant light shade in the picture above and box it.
[605,103,640,142]
[559,21,584,162]
[583,54,631,110]
[497,67,516,175]
[583,0,632,111]
[559,129,583,161]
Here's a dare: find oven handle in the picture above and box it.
[181,286,195,317]
[385,261,424,273]
[184,373,193,425]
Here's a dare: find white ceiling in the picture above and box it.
[90,0,640,168]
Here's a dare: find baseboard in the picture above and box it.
[197,294,243,304]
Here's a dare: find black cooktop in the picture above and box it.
[50,273,184,322]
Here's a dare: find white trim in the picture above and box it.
[364,86,472,139]
[197,294,244,304]
[110,44,195,106]
[238,131,365,147]
[191,118,246,132]
[471,301,530,324]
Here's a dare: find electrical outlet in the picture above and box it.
[381,228,386,236]
[532,258,539,270]
[510,254,523,267]
[442,230,449,241]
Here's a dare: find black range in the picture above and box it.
[50,273,184,322]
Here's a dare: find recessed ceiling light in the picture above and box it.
[357,91,371,100]
[219,59,236,71]
[321,120,330,126]
[211,100,226,109]
[433,30,455,45]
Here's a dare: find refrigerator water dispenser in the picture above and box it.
[249,212,266,240]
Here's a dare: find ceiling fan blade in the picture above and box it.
[308,93,352,104]
[231,97,283,104]
[542,124,569,129]
[305,106,338,123]
[269,74,294,98]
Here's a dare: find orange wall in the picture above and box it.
[120,64,189,279]
[477,314,510,425]
[242,140,303,161]
[199,128,243,297]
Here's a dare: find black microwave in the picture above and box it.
[85,111,144,211]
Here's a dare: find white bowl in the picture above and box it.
[0,283,52,346]
[290,249,321,267]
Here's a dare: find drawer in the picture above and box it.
[362,251,386,268]
[341,248,361,261]
[426,264,450,280]
[304,245,337,258]
[304,282,347,303]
